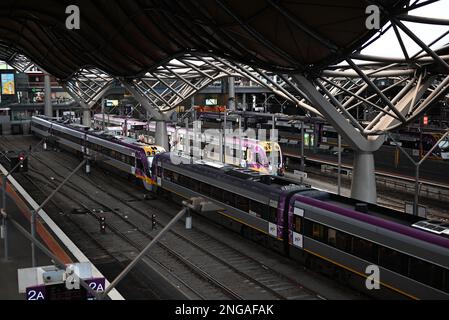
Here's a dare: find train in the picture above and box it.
[93,114,284,175]
[30,116,449,299]
[31,116,166,190]
[150,152,449,300]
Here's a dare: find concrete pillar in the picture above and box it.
[83,109,92,126]
[242,93,247,111]
[191,96,196,122]
[155,121,169,151]
[228,77,235,111]
[44,74,53,117]
[351,151,377,204]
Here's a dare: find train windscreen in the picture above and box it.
[439,137,449,160]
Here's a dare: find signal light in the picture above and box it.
[13,152,28,173]
[100,217,106,233]
[423,115,429,126]
[152,214,157,230]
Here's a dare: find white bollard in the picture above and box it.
[185,216,192,230]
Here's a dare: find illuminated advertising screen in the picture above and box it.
[1,73,15,95]
[205,98,218,106]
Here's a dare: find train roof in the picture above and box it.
[33,116,161,154]
[157,152,313,201]
[293,192,449,250]
[155,151,449,249]
[94,114,147,126]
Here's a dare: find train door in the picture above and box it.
[241,147,249,168]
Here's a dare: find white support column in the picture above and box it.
[293,74,383,204]
[155,121,169,151]
[62,82,113,127]
[228,77,236,111]
[83,108,92,126]
[121,80,170,149]
[351,151,377,204]
[44,74,53,117]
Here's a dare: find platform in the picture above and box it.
[0,196,53,299]
[0,161,124,300]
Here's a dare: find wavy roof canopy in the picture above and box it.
[0,0,408,80]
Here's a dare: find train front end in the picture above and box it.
[141,145,166,191]
[251,141,284,176]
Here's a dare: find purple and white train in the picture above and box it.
[31,116,166,190]
[151,152,449,300]
[93,114,284,175]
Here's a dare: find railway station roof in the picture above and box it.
[0,0,409,80]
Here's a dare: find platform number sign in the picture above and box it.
[86,278,106,300]
[26,286,46,301]
[26,278,105,301]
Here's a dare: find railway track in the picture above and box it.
[42,152,321,298]
[14,144,321,300]
[14,167,165,299]
[30,151,318,299]
[0,137,239,299]
[24,166,242,300]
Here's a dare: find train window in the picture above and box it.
[336,231,352,253]
[136,159,144,171]
[223,191,235,206]
[256,153,264,165]
[183,176,195,191]
[312,223,326,242]
[192,178,200,192]
[164,170,174,181]
[235,195,249,213]
[304,220,313,238]
[327,228,337,247]
[269,207,277,224]
[408,257,433,287]
[352,238,378,264]
[293,216,302,233]
[249,201,262,218]
[378,247,408,275]
[200,183,211,197]
[444,270,449,293]
[261,205,270,221]
[209,186,221,202]
[430,265,445,292]
[178,175,188,188]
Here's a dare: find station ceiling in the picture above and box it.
[0,0,409,80]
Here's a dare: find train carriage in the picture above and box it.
[31,116,165,190]
[151,152,449,299]
[31,116,449,299]
[94,114,284,175]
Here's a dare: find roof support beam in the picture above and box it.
[121,80,166,121]
[292,74,384,152]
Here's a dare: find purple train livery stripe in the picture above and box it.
[293,195,449,250]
